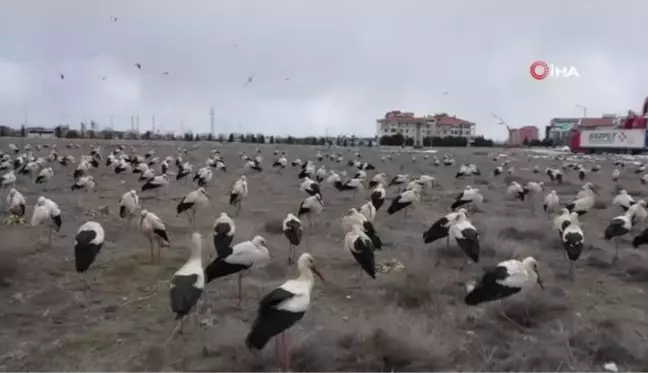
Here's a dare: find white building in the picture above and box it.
[376,111,476,146]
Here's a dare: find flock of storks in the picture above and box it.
[2,141,648,370]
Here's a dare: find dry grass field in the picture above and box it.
[1,137,648,372]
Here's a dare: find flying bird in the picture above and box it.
[135,63,142,70]
[243,74,255,87]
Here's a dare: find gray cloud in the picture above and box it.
[1,0,647,139]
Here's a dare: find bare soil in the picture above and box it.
[1,138,648,372]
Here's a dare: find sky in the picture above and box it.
[1,0,647,140]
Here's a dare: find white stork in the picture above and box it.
[344,223,376,280]
[74,221,105,273]
[543,190,560,214]
[140,210,170,263]
[451,186,483,211]
[213,212,236,258]
[244,253,324,372]
[204,235,270,306]
[35,167,54,189]
[386,188,420,218]
[299,177,321,196]
[176,187,210,227]
[370,183,386,211]
[119,190,140,227]
[612,190,635,211]
[31,196,62,245]
[464,257,544,306]
[142,174,169,199]
[297,193,323,226]
[561,219,584,276]
[230,175,248,215]
[283,213,303,265]
[71,176,96,192]
[449,209,480,267]
[169,232,204,336]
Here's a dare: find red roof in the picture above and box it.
[378,116,425,123]
[378,112,474,126]
[578,117,617,128]
[434,114,474,126]
[515,125,539,131]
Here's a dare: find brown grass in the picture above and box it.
[0,251,18,287]
[2,139,648,371]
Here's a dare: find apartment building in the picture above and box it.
[508,126,539,145]
[376,110,476,146]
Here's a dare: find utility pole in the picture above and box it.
[210,107,215,136]
[152,116,156,133]
[136,115,140,133]
[575,104,587,118]
[110,114,114,129]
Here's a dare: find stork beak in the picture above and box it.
[202,191,210,200]
[536,271,545,290]
[311,265,326,282]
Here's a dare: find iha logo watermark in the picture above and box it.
[529,60,580,80]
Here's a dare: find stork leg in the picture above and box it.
[613,239,619,263]
[165,317,185,346]
[47,226,52,246]
[460,257,469,272]
[282,332,291,372]
[192,209,196,228]
[149,238,154,263]
[568,260,575,280]
[356,266,363,282]
[237,273,243,307]
[288,244,294,266]
[498,299,526,330]
[185,211,192,225]
[275,335,282,368]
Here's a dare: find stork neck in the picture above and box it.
[297,269,315,290]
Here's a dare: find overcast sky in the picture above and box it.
[1,0,646,139]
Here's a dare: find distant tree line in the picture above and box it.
[1,124,506,148]
[379,133,495,147]
[522,137,553,147]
